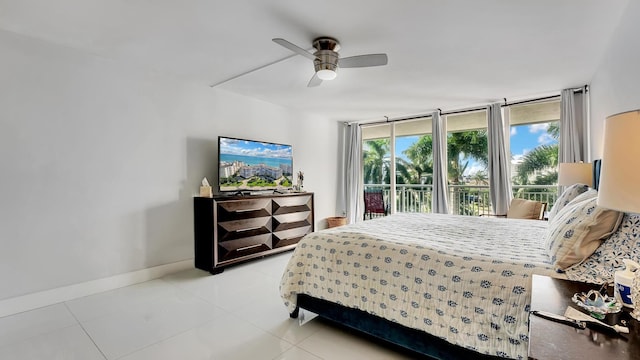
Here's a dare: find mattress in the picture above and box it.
[280,212,559,358]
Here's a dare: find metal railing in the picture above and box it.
[364,184,558,216]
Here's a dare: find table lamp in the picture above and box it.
[597,109,640,213]
[596,109,640,317]
[558,162,593,187]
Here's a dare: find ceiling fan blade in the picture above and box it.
[272,38,316,61]
[307,73,322,87]
[338,54,388,68]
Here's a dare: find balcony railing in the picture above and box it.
[364,184,558,217]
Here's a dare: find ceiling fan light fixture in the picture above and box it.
[272,36,388,87]
[317,69,337,80]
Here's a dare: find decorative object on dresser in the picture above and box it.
[194,192,313,274]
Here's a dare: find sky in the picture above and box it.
[219,137,292,159]
[394,122,557,176]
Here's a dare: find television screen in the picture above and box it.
[218,136,293,193]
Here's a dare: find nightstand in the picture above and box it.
[528,274,640,360]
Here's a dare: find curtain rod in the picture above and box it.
[358,85,587,127]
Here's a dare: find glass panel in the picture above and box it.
[394,118,432,213]
[510,100,560,210]
[447,111,489,215]
[362,123,390,218]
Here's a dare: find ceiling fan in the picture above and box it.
[272,37,388,87]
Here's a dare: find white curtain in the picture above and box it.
[559,88,590,163]
[343,123,362,223]
[487,103,513,215]
[431,111,449,214]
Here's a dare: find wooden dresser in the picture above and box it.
[193,192,314,274]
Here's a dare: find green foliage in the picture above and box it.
[364,130,489,187]
[363,139,390,184]
[220,178,242,187]
[447,130,489,184]
[469,170,489,185]
[403,135,434,184]
[514,121,559,186]
[515,144,559,185]
[280,177,292,187]
[247,176,276,188]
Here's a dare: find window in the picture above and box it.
[362,124,391,214]
[394,118,432,213]
[509,100,560,205]
[359,98,561,217]
[446,110,488,215]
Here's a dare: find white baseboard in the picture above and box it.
[0,259,193,318]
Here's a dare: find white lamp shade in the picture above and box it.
[597,110,640,213]
[558,162,593,187]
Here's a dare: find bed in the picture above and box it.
[280,165,640,359]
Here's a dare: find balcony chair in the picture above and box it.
[483,198,547,220]
[363,190,388,220]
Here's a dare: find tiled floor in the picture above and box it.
[0,252,418,359]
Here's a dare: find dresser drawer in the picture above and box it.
[217,216,271,242]
[272,194,313,215]
[217,234,272,263]
[273,226,312,248]
[217,198,272,221]
[273,211,313,232]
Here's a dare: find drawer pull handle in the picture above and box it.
[237,227,261,232]
[236,208,259,213]
[237,244,263,251]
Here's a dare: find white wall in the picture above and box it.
[0,29,339,301]
[589,0,640,158]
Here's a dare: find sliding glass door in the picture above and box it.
[362,118,433,215]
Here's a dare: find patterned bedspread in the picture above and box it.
[280,213,559,359]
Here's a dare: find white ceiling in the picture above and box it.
[0,0,629,122]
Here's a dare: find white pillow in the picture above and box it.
[545,195,623,270]
[548,183,590,222]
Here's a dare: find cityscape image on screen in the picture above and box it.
[218,136,293,192]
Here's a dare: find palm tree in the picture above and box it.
[403,131,489,185]
[447,130,489,184]
[363,139,389,184]
[403,135,434,184]
[514,121,559,185]
[470,170,489,185]
[515,144,559,184]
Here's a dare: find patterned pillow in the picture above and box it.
[548,183,590,222]
[545,195,624,270]
[564,213,640,284]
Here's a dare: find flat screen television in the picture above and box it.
[218,136,293,193]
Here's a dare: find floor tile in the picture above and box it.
[119,313,293,360]
[165,265,281,313]
[238,252,294,280]
[66,279,188,322]
[272,345,323,360]
[0,303,78,348]
[0,324,105,360]
[231,287,323,345]
[297,324,417,360]
[0,252,426,360]
[80,290,224,359]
